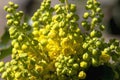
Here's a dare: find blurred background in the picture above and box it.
[0,0,120,79]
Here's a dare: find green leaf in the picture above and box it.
[0,28,11,48]
[0,27,12,60]
[0,46,12,60]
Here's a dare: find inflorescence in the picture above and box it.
[0,0,120,80]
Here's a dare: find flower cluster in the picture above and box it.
[0,0,120,80]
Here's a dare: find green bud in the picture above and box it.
[78,71,86,79]
[16,11,24,17]
[80,61,88,68]
[12,66,18,71]
[87,0,92,5]
[92,58,98,66]
[82,43,89,49]
[6,68,11,73]
[83,53,90,61]
[7,19,13,26]
[81,21,87,27]
[18,35,23,41]
[59,29,66,37]
[0,62,4,67]
[42,16,48,21]
[70,4,76,12]
[14,42,19,49]
[7,8,14,13]
[99,25,105,31]
[4,6,9,11]
[11,39,18,46]
[8,1,14,6]
[99,13,104,18]
[72,63,79,70]
[52,23,59,30]
[96,41,102,47]
[58,64,63,69]
[31,16,37,21]
[59,21,65,28]
[40,40,47,46]
[32,40,39,46]
[94,1,100,7]
[12,48,17,54]
[22,44,28,50]
[91,18,98,25]
[96,7,101,13]
[6,14,12,19]
[55,62,60,67]
[10,59,17,65]
[13,4,19,9]
[15,72,21,79]
[0,67,4,73]
[85,4,93,10]
[1,72,7,79]
[14,21,19,26]
[32,21,39,27]
[66,13,74,19]
[83,12,89,19]
[54,4,61,10]
[19,53,28,58]
[68,59,74,64]
[90,30,96,37]
[92,49,97,55]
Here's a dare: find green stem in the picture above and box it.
[65,0,69,12]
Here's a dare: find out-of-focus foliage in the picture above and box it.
[0,28,12,60]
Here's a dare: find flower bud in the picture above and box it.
[78,71,86,79]
[70,4,76,12]
[80,61,88,68]
[83,12,89,19]
[8,1,14,7]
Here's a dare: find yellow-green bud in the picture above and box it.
[99,25,105,31]
[96,8,101,13]
[13,4,19,9]
[7,8,14,13]
[14,21,19,25]
[92,49,97,55]
[1,72,7,79]
[68,59,74,64]
[83,12,89,19]
[32,21,39,27]
[12,66,18,71]
[18,35,23,41]
[22,44,28,50]
[4,6,9,11]
[92,58,98,66]
[80,61,88,68]
[90,30,96,37]
[0,67,4,72]
[78,71,86,79]
[72,63,79,69]
[8,1,14,7]
[70,4,76,12]
[6,14,12,19]
[15,72,21,79]
[0,62,4,67]
[7,19,13,26]
[14,42,19,49]
[83,53,90,61]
